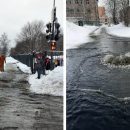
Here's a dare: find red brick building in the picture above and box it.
[98,6,109,25]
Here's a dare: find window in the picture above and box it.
[67,8,74,13]
[87,9,91,13]
[66,0,72,4]
[80,0,82,4]
[75,0,79,4]
[86,0,89,4]
[77,9,80,12]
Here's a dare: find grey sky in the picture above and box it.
[0,0,63,47]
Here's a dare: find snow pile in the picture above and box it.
[106,23,130,38]
[4,57,63,96]
[5,57,31,73]
[102,53,130,68]
[125,52,130,57]
[103,54,114,64]
[66,21,98,49]
[29,66,63,96]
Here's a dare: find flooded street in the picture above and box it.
[0,71,63,130]
[67,31,130,130]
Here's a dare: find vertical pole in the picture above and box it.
[50,0,56,70]
[50,50,54,70]
[52,0,56,41]
[54,0,55,7]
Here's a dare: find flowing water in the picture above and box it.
[67,32,130,130]
[0,72,63,130]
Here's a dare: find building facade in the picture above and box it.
[98,7,109,25]
[66,0,99,26]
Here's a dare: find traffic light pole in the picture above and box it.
[50,0,56,70]
[46,0,60,71]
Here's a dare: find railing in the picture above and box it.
[11,51,63,73]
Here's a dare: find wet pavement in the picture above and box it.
[0,71,63,130]
[67,29,130,130]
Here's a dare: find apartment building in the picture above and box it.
[66,0,99,25]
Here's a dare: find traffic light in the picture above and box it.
[46,23,52,40]
[51,40,56,50]
[46,34,51,40]
[46,23,51,32]
[55,23,60,41]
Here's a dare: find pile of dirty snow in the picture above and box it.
[5,57,31,73]
[29,66,63,96]
[4,57,63,96]
[66,21,98,49]
[102,53,130,68]
[106,23,130,38]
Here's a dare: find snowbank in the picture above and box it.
[4,57,63,96]
[106,23,130,38]
[5,57,31,73]
[66,21,98,49]
[29,66,63,96]
[102,53,130,69]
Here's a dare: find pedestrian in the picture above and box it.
[42,52,46,75]
[0,55,6,72]
[54,59,58,67]
[32,51,36,74]
[45,57,51,70]
[60,57,63,66]
[36,53,43,79]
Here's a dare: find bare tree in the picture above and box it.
[10,20,63,55]
[106,0,130,26]
[120,0,130,26]
[0,33,10,56]
[16,20,45,53]
[106,0,120,24]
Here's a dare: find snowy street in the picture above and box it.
[0,57,63,129]
[67,23,130,130]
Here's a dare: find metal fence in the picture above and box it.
[11,54,33,67]
[11,51,63,73]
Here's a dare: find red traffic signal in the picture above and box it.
[51,41,56,50]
